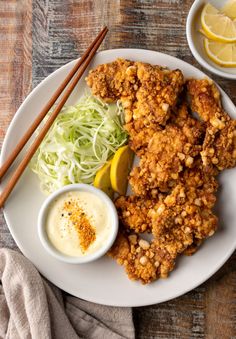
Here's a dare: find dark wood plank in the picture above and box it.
[0,0,32,250]
[134,286,207,338]
[0,0,32,145]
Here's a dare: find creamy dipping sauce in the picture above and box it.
[46,191,112,257]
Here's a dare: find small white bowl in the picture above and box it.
[186,0,236,80]
[38,184,118,264]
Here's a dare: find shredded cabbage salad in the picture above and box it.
[30,95,127,194]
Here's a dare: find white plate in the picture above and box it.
[1,49,236,307]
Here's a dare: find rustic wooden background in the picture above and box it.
[0,0,235,338]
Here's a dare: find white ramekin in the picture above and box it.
[38,183,118,264]
[186,0,236,80]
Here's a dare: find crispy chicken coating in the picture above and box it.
[202,122,236,171]
[115,195,159,233]
[124,120,159,156]
[150,164,218,240]
[87,59,230,285]
[108,217,205,284]
[151,184,217,240]
[86,58,135,102]
[116,161,218,240]
[129,103,204,195]
[86,58,185,127]
[187,78,221,122]
[109,168,217,284]
[113,162,218,285]
[130,62,184,125]
[108,230,175,284]
[183,238,203,256]
[171,100,206,143]
[129,125,190,195]
[187,78,236,170]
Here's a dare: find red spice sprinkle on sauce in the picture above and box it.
[63,200,96,252]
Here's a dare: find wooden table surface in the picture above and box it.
[0,1,235,338]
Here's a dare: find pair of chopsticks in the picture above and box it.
[0,27,108,208]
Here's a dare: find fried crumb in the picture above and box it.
[115,195,159,233]
[108,229,175,284]
[129,103,204,195]
[187,78,236,170]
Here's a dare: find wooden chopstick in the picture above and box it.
[0,26,108,180]
[0,27,108,208]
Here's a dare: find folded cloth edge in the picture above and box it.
[0,248,135,339]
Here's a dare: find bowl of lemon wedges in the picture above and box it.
[186,0,236,79]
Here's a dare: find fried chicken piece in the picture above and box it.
[202,122,236,171]
[151,184,217,240]
[152,221,194,257]
[115,195,160,233]
[109,174,217,284]
[126,101,205,156]
[187,78,221,122]
[109,163,218,284]
[124,120,159,156]
[187,78,236,170]
[171,100,206,143]
[129,130,189,195]
[86,58,136,103]
[150,164,218,241]
[181,159,218,189]
[86,58,185,127]
[131,62,184,126]
[108,230,175,284]
[129,102,205,195]
[108,217,200,284]
[129,126,189,195]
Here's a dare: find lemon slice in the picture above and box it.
[204,38,236,67]
[110,145,134,195]
[201,3,236,42]
[222,0,236,19]
[94,160,114,199]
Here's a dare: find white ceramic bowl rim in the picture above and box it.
[38,183,118,264]
[186,0,236,80]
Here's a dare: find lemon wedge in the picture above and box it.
[201,3,236,42]
[222,0,236,19]
[204,38,236,67]
[94,160,114,199]
[110,145,134,195]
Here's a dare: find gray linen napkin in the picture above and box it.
[0,248,135,339]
